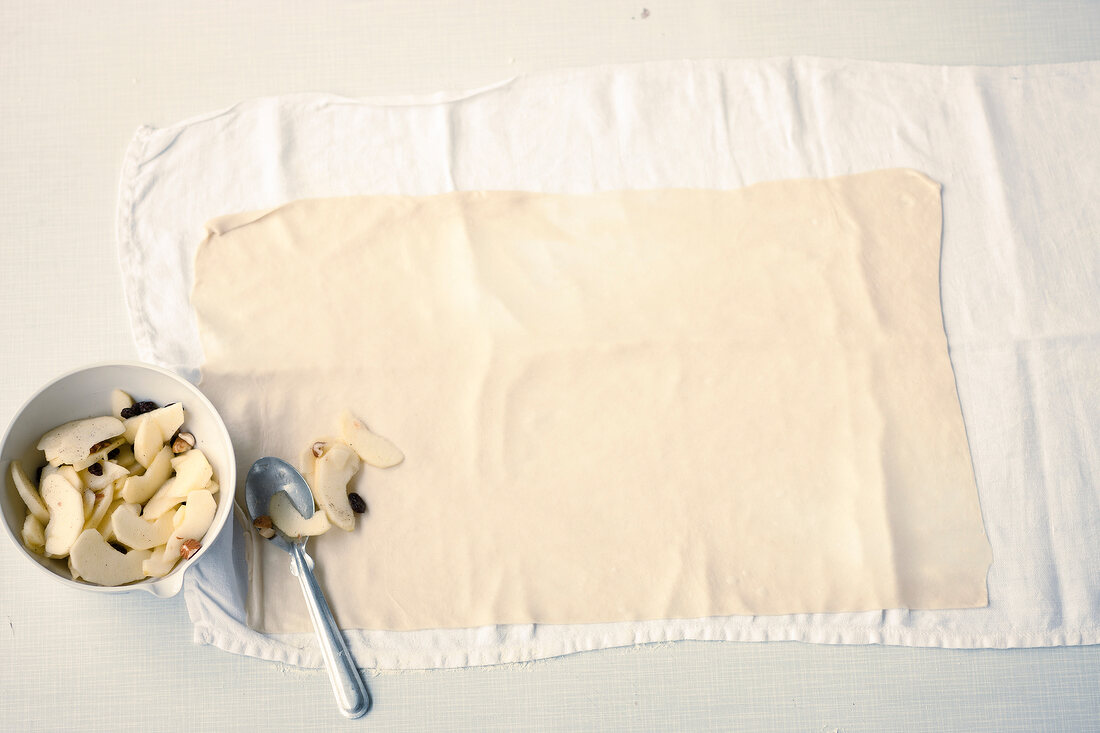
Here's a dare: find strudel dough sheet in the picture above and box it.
[191,169,991,632]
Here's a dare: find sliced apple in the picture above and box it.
[142,546,177,578]
[40,463,59,484]
[132,418,164,469]
[340,411,404,468]
[22,514,45,554]
[120,446,172,504]
[110,389,134,418]
[144,489,216,577]
[41,473,86,557]
[141,477,184,520]
[68,529,151,586]
[169,449,213,495]
[114,443,137,469]
[58,465,83,490]
[37,416,124,467]
[9,460,49,524]
[269,491,331,537]
[122,402,184,444]
[82,489,95,520]
[171,489,216,540]
[109,503,176,550]
[141,457,218,521]
[72,436,125,472]
[97,498,127,542]
[84,481,116,530]
[80,460,129,491]
[312,441,361,531]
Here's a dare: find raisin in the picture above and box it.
[87,463,103,476]
[348,493,367,514]
[133,401,158,415]
[108,448,120,459]
[119,407,134,419]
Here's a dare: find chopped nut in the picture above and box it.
[252,515,276,539]
[311,441,326,458]
[87,462,104,477]
[171,431,196,454]
[179,539,202,559]
[348,492,367,514]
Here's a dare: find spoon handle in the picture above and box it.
[290,543,370,719]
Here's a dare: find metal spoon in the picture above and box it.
[245,457,370,719]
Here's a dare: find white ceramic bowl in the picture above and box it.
[0,362,235,597]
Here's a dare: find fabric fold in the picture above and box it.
[116,58,1100,668]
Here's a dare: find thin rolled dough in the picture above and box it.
[192,169,992,632]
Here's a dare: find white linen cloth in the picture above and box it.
[117,58,1100,669]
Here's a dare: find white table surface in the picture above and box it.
[2,2,1099,731]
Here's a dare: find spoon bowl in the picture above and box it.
[245,457,315,552]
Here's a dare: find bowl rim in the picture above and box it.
[0,359,235,595]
